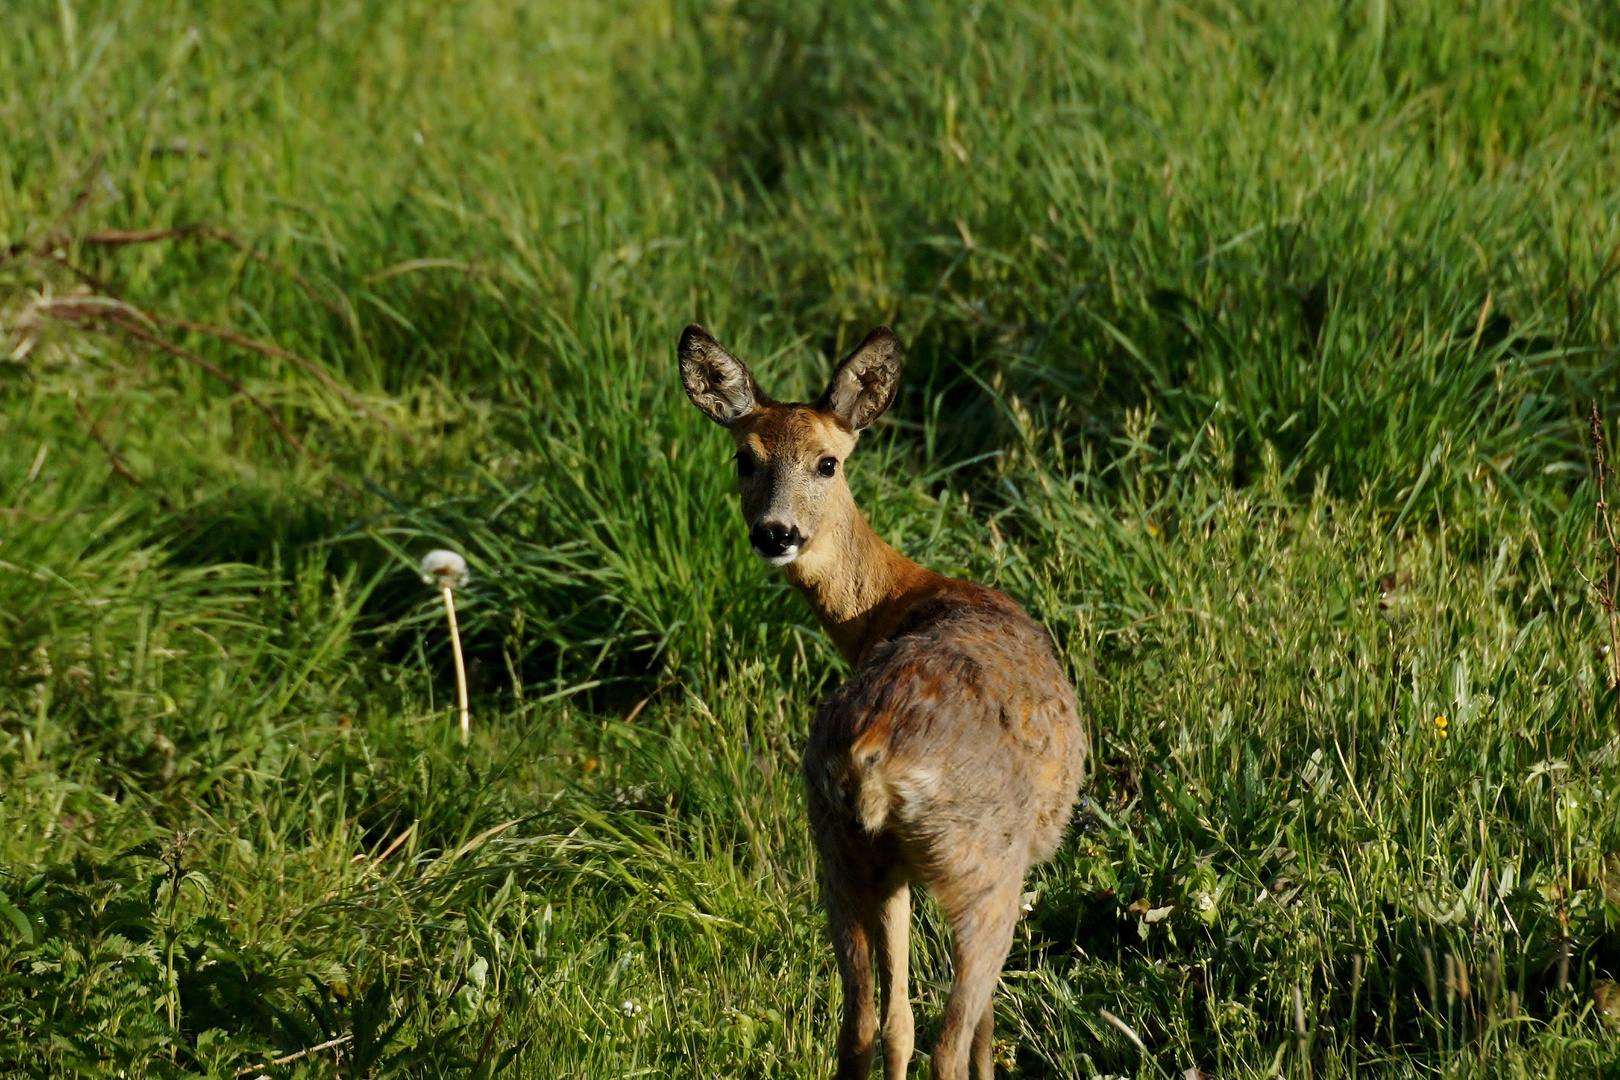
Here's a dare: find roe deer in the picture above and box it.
[679,324,1089,1080]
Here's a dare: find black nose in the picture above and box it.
[750,521,803,557]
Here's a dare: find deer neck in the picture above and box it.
[781,500,941,666]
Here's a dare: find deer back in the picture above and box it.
[804,581,1089,871]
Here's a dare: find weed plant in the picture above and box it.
[3,1,1620,1076]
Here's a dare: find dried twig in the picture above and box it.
[36,298,302,452]
[26,291,386,431]
[70,395,152,495]
[81,225,210,246]
[232,1033,352,1076]
[42,250,123,298]
[20,223,349,319]
[23,297,376,496]
[110,317,307,453]
[151,313,392,427]
[472,1013,503,1076]
[32,294,155,328]
[204,228,351,320]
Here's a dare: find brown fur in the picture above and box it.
[679,324,1089,1080]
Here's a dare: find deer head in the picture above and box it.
[679,324,902,568]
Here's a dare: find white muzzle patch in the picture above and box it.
[754,545,801,567]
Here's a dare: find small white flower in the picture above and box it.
[1196,893,1215,912]
[621,999,643,1017]
[419,549,469,590]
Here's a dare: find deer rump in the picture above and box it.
[804,591,1087,881]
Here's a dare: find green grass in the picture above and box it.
[4,0,1620,1075]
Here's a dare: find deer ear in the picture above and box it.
[679,325,766,427]
[821,327,901,432]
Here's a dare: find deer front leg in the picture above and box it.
[877,879,914,1079]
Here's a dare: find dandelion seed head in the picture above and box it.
[420,549,469,590]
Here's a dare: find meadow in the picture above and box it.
[4,1,1620,1076]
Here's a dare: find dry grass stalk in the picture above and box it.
[1348,950,1363,1047]
[1293,984,1308,1063]
[1422,946,1438,1010]
[1099,1008,1149,1057]
[1586,402,1620,690]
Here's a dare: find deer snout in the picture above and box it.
[749,521,804,563]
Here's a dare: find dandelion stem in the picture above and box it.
[443,584,469,744]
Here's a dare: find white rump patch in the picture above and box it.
[887,767,941,824]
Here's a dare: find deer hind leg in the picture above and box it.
[828,885,879,1080]
[877,878,914,1079]
[970,999,995,1080]
[930,882,1020,1080]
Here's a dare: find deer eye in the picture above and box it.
[816,456,838,478]
[735,451,756,478]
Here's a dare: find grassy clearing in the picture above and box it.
[4,0,1620,1076]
